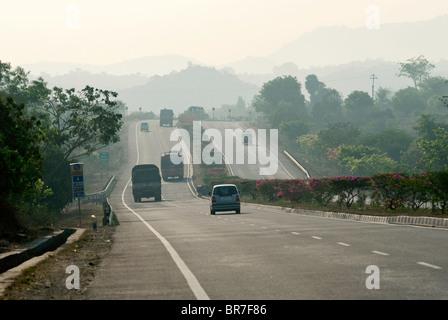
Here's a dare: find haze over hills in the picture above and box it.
[221,13,448,73]
[118,63,259,115]
[20,14,448,114]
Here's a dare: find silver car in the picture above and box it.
[210,184,241,215]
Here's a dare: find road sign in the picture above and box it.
[99,152,109,163]
[71,163,84,198]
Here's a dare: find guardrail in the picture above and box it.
[283,150,311,179]
[82,175,117,205]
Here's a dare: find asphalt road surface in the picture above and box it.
[87,120,448,300]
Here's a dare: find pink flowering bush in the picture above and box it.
[256,179,282,201]
[241,169,448,214]
[277,179,313,203]
[371,172,408,210]
[328,176,371,209]
[308,178,334,205]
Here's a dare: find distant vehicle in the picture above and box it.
[131,164,162,202]
[210,184,241,215]
[176,106,209,128]
[243,131,252,145]
[160,108,174,127]
[161,151,184,181]
[140,122,149,131]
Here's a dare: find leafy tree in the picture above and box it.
[279,119,312,140]
[337,144,398,176]
[37,85,124,186]
[344,90,375,127]
[397,55,435,88]
[391,87,426,117]
[311,88,344,129]
[253,75,308,127]
[297,133,319,157]
[413,114,440,141]
[317,122,361,151]
[344,90,374,111]
[305,74,326,103]
[356,129,413,162]
[0,61,50,106]
[375,87,393,109]
[0,96,45,228]
[419,127,448,171]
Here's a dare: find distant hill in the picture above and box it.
[118,63,260,114]
[225,14,448,71]
[36,69,149,91]
[23,54,202,77]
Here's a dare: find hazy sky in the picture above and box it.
[2,0,448,67]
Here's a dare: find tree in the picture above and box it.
[375,87,393,109]
[414,114,440,141]
[311,88,344,129]
[0,61,50,106]
[253,75,308,127]
[419,127,448,171]
[317,122,361,151]
[344,91,374,111]
[344,90,375,126]
[279,119,311,140]
[0,96,45,228]
[356,129,413,162]
[397,55,435,88]
[337,144,398,176]
[305,74,326,103]
[37,86,124,185]
[391,87,425,117]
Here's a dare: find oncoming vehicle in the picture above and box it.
[210,184,241,215]
[161,151,184,181]
[140,122,149,131]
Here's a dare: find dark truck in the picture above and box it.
[161,151,184,181]
[160,108,174,127]
[131,164,162,202]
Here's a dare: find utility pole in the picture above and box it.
[370,74,378,101]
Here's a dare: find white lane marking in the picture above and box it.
[372,250,389,256]
[337,242,351,247]
[291,232,300,235]
[121,122,210,300]
[417,262,442,270]
[312,236,322,240]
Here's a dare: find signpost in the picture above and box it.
[99,152,109,163]
[71,163,84,225]
[99,152,109,179]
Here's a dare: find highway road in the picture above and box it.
[87,120,448,301]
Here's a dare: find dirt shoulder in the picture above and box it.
[0,204,116,300]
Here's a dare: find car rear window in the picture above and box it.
[214,186,238,196]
